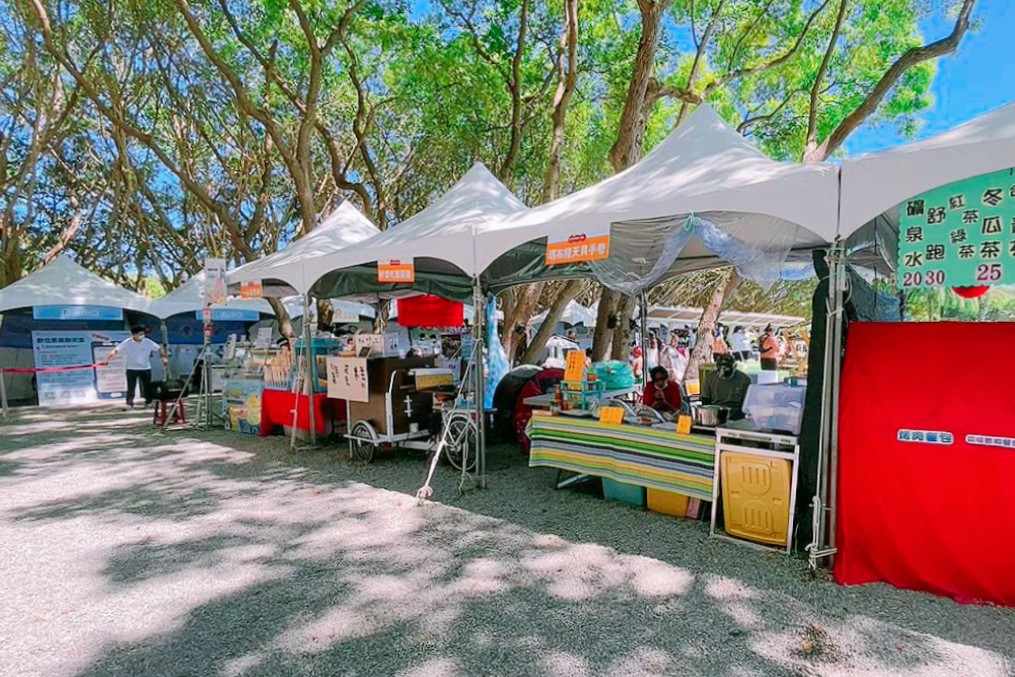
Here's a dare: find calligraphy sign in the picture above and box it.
[564,349,585,382]
[326,357,369,402]
[898,168,1015,289]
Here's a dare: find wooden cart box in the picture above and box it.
[347,356,435,436]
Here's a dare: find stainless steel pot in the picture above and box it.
[693,404,729,427]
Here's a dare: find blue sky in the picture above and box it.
[845,1,1015,155]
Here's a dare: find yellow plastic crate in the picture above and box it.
[646,488,690,518]
[721,452,792,546]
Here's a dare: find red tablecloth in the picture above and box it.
[260,389,345,437]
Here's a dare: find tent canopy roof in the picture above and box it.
[840,102,1015,239]
[227,201,380,296]
[151,272,277,319]
[310,163,526,300]
[531,300,598,326]
[648,305,805,328]
[0,256,154,315]
[476,105,839,278]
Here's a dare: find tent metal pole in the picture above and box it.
[304,292,317,448]
[473,278,487,489]
[639,290,649,391]
[826,248,847,563]
[809,243,844,568]
[0,368,8,419]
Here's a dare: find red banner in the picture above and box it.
[396,295,464,328]
[835,321,1015,606]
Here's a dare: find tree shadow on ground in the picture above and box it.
[1,407,1013,677]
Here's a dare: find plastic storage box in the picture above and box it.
[742,383,807,434]
[602,478,646,507]
[647,487,689,517]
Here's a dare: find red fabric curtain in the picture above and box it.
[396,296,464,328]
[835,321,1015,606]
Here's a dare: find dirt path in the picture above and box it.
[1,405,1013,676]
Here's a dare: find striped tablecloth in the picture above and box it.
[527,416,716,500]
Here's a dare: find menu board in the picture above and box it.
[222,379,263,434]
[93,345,127,394]
[326,357,369,402]
[898,167,1015,289]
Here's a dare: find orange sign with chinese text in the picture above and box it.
[239,280,263,299]
[378,260,415,284]
[545,233,610,266]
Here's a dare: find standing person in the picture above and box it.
[631,346,644,380]
[730,326,751,362]
[662,333,688,383]
[100,326,168,408]
[759,324,780,371]
[712,324,730,358]
[646,334,660,371]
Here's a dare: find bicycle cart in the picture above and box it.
[344,355,478,471]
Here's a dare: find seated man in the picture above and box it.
[643,366,682,417]
[701,353,752,420]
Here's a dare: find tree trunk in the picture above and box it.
[520,279,583,365]
[374,300,390,333]
[591,288,619,361]
[611,294,637,361]
[607,0,671,173]
[685,269,741,381]
[502,283,542,362]
[268,297,294,338]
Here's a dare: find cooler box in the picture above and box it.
[647,488,689,517]
[602,478,645,507]
[720,452,792,546]
[742,383,806,434]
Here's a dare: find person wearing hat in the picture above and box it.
[701,353,751,421]
[759,324,780,371]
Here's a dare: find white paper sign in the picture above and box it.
[203,258,227,306]
[326,357,369,402]
[254,327,273,349]
[354,334,385,356]
[93,346,127,394]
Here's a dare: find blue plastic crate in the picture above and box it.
[602,478,646,507]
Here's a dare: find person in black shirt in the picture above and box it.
[701,353,752,420]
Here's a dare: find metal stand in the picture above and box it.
[302,292,318,448]
[162,339,218,432]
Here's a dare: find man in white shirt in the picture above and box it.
[100,326,168,408]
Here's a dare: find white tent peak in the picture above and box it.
[303,163,526,290]
[840,102,1015,237]
[227,200,380,295]
[0,256,154,315]
[476,104,838,275]
[150,271,276,319]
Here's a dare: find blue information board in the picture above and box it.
[33,305,124,321]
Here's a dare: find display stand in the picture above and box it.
[710,425,800,554]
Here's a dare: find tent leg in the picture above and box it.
[639,291,649,391]
[304,292,317,448]
[473,279,486,489]
[0,368,8,419]
[809,244,844,568]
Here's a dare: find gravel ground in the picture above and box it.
[1,403,1013,677]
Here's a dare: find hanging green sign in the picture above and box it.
[897,167,1015,289]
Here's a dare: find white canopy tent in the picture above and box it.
[840,102,1015,240]
[227,201,381,297]
[0,256,155,315]
[151,272,276,319]
[476,105,838,294]
[531,300,598,327]
[648,305,804,328]
[310,163,527,301]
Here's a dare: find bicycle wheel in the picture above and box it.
[444,413,477,473]
[348,420,377,464]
